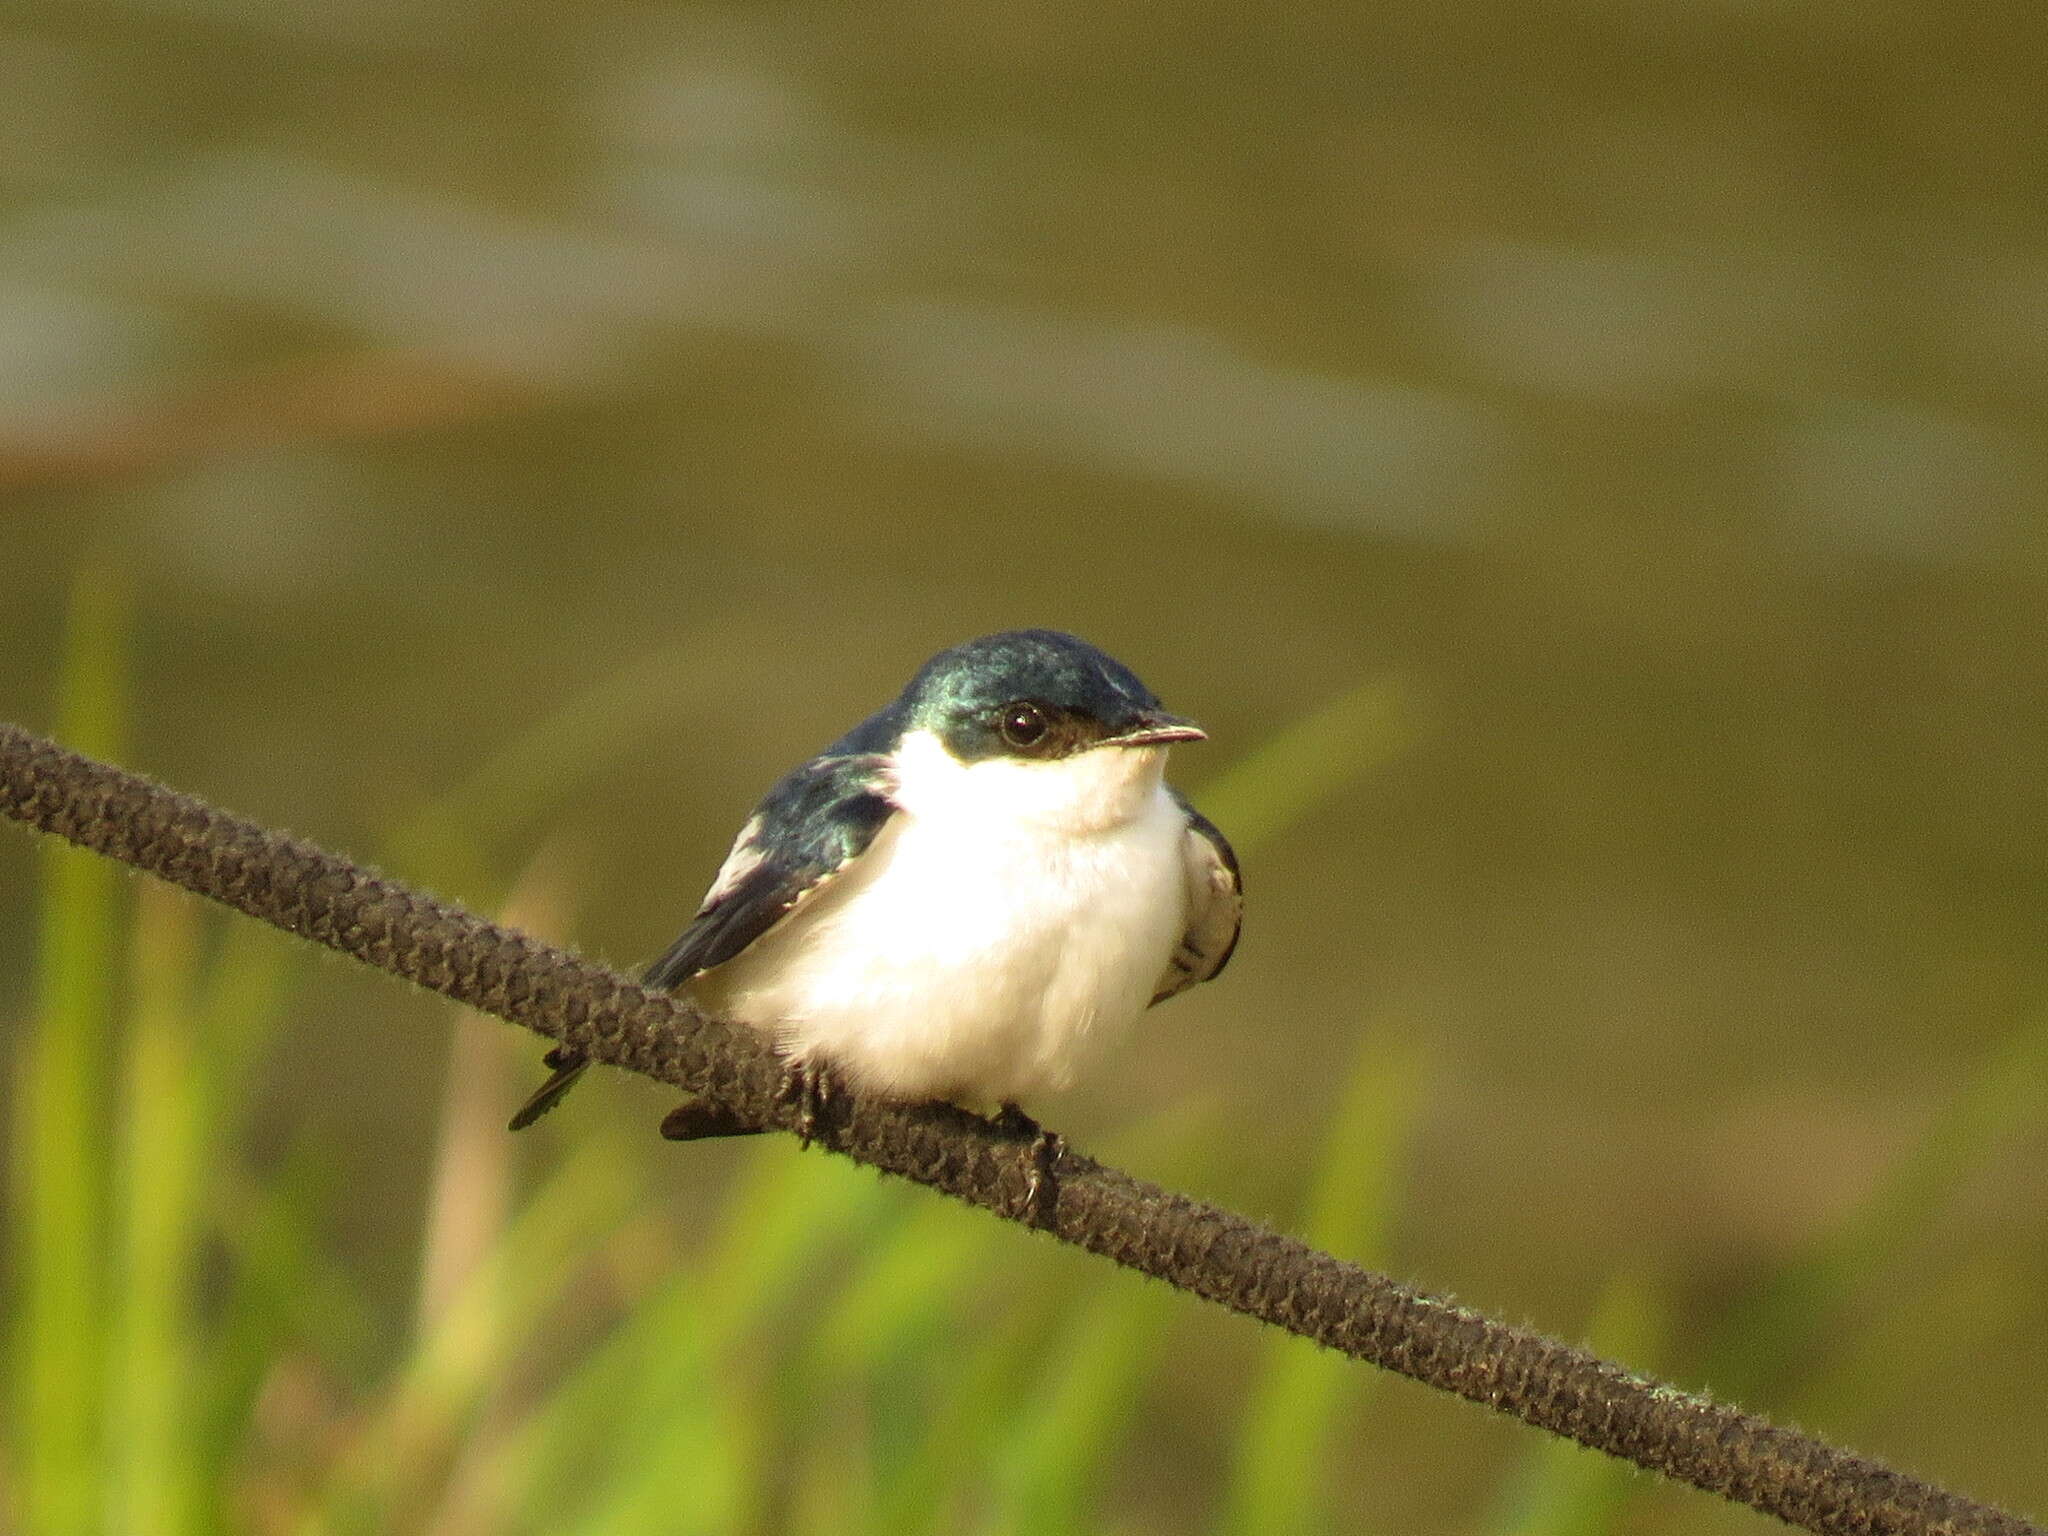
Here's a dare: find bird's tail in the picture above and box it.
[508,1047,588,1131]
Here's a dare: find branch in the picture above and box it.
[0,719,2036,1536]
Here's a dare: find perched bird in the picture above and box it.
[510,629,1240,1209]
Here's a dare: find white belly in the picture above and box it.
[691,766,1189,1105]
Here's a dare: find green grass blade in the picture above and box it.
[1489,1276,1665,1536]
[808,1196,996,1384]
[806,1106,1217,1403]
[304,1127,646,1533]
[192,918,304,1126]
[980,1266,1179,1536]
[860,1299,1052,1536]
[1785,1249,2026,1434]
[9,568,128,1534]
[421,1139,859,1533]
[1700,1004,2048,1405]
[449,1242,715,1536]
[385,633,732,902]
[108,883,206,1536]
[199,1139,381,1528]
[1194,676,1420,855]
[1216,1030,1430,1536]
[539,1146,899,1536]
[786,1285,1052,1536]
[796,1198,1012,1536]
[170,914,308,1531]
[796,1110,1217,1536]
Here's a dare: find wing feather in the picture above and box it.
[1150,791,1242,1006]
[643,753,897,985]
[509,753,897,1129]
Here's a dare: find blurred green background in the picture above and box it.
[1,0,2044,1531]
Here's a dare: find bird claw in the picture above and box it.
[777,1058,833,1147]
[993,1101,1064,1230]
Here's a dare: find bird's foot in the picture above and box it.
[992,1101,1064,1230]
[777,1058,834,1148]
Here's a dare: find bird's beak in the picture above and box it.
[1105,710,1207,748]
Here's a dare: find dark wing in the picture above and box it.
[1150,791,1243,1006]
[641,753,898,987]
[508,753,899,1130]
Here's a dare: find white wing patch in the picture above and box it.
[699,815,767,907]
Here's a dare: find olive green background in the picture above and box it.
[1,0,2043,1529]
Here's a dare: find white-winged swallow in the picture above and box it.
[510,629,1242,1214]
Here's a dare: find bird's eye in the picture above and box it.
[997,701,1050,750]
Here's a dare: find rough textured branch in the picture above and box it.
[0,719,2037,1536]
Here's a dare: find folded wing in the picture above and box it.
[508,753,899,1129]
[1151,791,1243,1006]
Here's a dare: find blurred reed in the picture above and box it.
[12,569,128,1534]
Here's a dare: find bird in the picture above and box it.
[509,628,1241,1213]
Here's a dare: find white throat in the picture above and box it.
[889,727,1171,837]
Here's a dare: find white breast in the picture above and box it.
[691,728,1191,1105]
